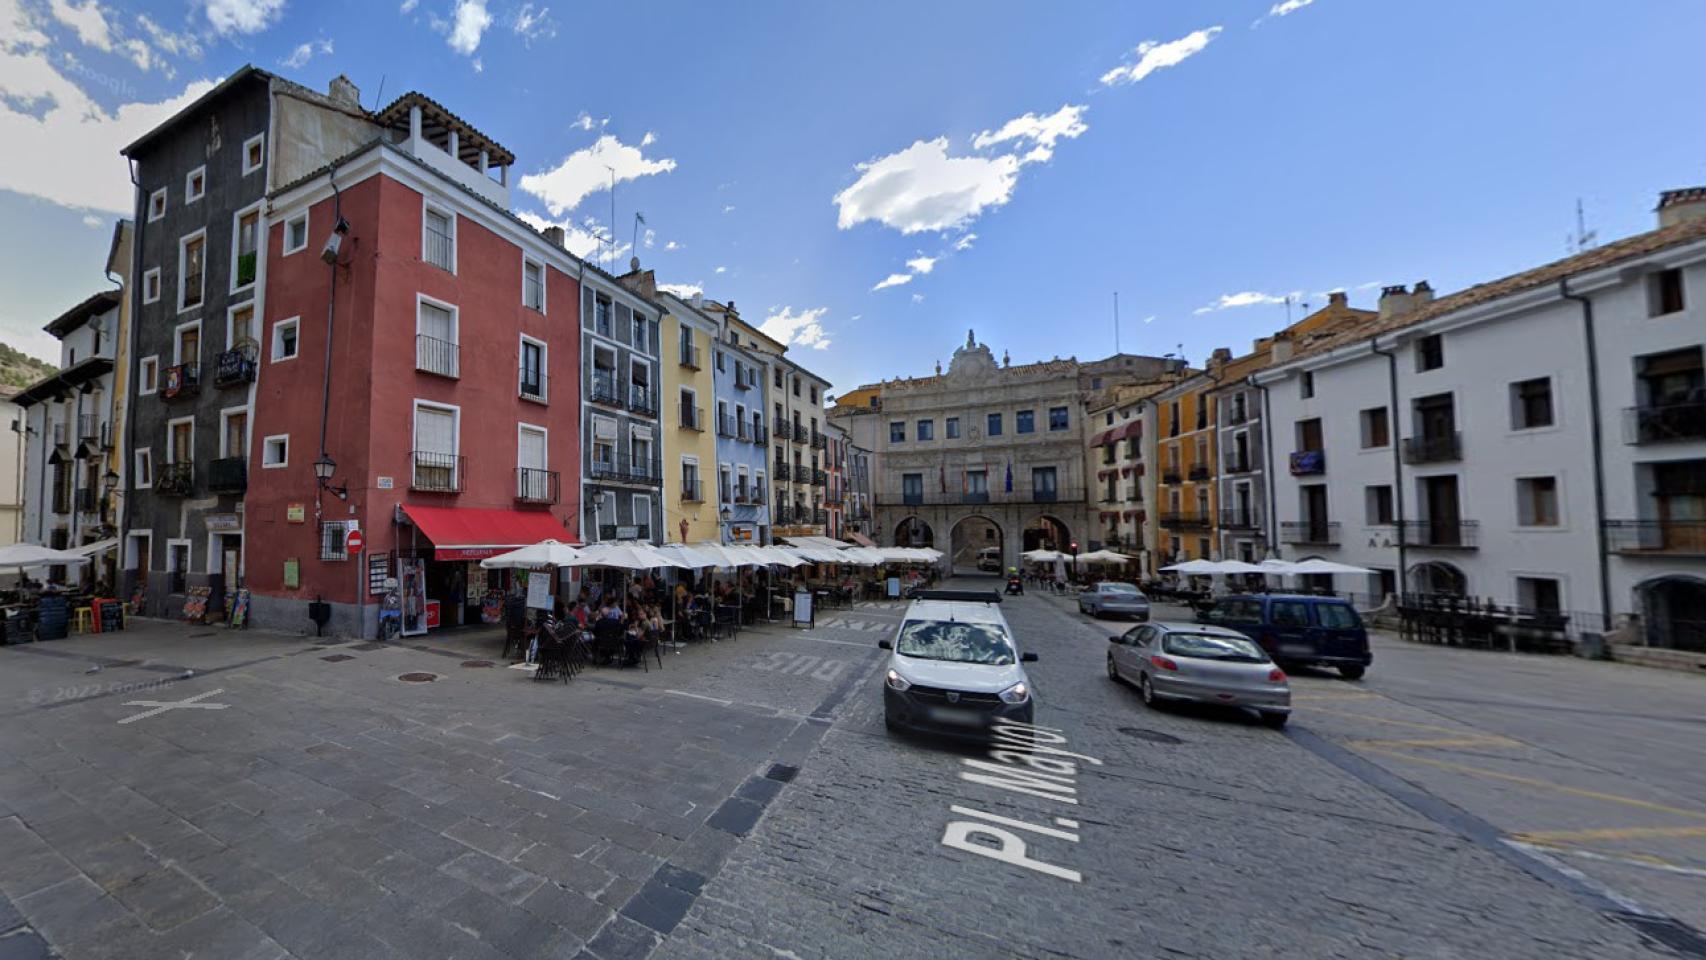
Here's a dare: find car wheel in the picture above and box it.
[1139,673,1157,708]
[1106,654,1120,684]
[1339,665,1366,681]
[1259,711,1289,729]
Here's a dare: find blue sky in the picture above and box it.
[3,0,1704,394]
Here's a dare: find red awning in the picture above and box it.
[401,505,575,561]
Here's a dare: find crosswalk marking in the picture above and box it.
[820,617,893,633]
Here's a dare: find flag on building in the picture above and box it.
[1004,461,1013,493]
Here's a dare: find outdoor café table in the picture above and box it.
[715,604,743,638]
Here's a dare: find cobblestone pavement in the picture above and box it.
[0,591,1697,958]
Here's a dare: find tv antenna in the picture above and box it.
[1113,292,1120,354]
[1568,197,1598,253]
[604,164,617,266]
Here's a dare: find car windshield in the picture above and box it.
[895,620,1016,665]
[1162,633,1268,662]
[1316,603,1362,629]
[1101,584,1140,595]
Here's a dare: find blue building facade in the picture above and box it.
[711,326,770,543]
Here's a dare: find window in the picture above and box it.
[522,259,545,312]
[1015,410,1035,434]
[632,313,648,353]
[147,188,166,222]
[774,368,783,389]
[792,377,801,398]
[283,213,308,256]
[412,402,459,489]
[890,421,905,443]
[1360,407,1390,448]
[416,297,459,377]
[945,417,960,439]
[1511,378,1554,429]
[682,459,700,500]
[232,206,260,291]
[987,413,1003,437]
[519,337,546,401]
[591,416,615,469]
[517,424,548,500]
[1649,268,1685,317]
[1297,417,1324,452]
[916,420,934,441]
[423,204,455,271]
[185,165,205,203]
[178,231,206,311]
[262,435,288,468]
[810,386,818,404]
[1517,476,1560,527]
[133,448,153,488]
[633,494,652,539]
[1300,371,1314,399]
[1272,600,1310,628]
[174,321,201,366]
[242,134,265,175]
[138,356,158,395]
[1049,406,1069,431]
[901,473,924,502]
[591,293,613,336]
[1416,334,1444,371]
[1365,485,1394,525]
[1517,577,1562,614]
[272,317,299,362]
[142,268,161,304]
[1032,466,1057,497]
[166,418,193,464]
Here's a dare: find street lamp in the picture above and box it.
[719,505,732,544]
[313,452,348,500]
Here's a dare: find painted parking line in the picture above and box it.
[750,651,849,682]
[1507,840,1706,880]
[1298,705,1481,736]
[1356,747,1706,822]
[818,617,896,633]
[1345,734,1524,750]
[116,688,229,724]
[1512,824,1706,845]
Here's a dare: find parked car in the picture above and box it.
[880,590,1038,735]
[1107,621,1291,727]
[976,547,1002,572]
[1201,594,1370,679]
[1077,582,1151,620]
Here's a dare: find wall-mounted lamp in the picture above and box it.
[313,452,348,500]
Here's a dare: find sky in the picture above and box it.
[3,0,1705,395]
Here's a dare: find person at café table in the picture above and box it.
[597,597,624,622]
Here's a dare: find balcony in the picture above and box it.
[679,404,704,431]
[214,346,258,387]
[1160,469,1182,485]
[774,463,791,481]
[735,369,753,390]
[598,524,651,541]
[1280,520,1340,545]
[680,479,704,503]
[1289,450,1325,476]
[77,414,100,442]
[1604,519,1706,557]
[901,492,923,507]
[519,370,548,403]
[678,343,701,369]
[589,454,663,487]
[792,423,809,444]
[628,386,657,417]
[811,432,827,450]
[1623,401,1706,444]
[1188,465,1211,482]
[75,487,99,513]
[717,414,738,438]
[962,491,991,504]
[156,461,194,497]
[752,425,769,445]
[208,456,247,494]
[812,509,828,526]
[1228,406,1249,426]
[1032,488,1062,503]
[1220,509,1262,530]
[415,335,459,379]
[1401,432,1462,465]
[1158,512,1211,531]
[590,373,623,408]
[877,486,1083,507]
[515,467,560,504]
[411,451,464,493]
[162,363,200,399]
[752,489,768,505]
[1400,519,1479,549]
[424,226,454,271]
[1224,452,1251,474]
[812,469,828,487]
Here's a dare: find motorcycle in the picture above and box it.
[1005,575,1024,596]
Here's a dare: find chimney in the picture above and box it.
[691,292,703,308]
[327,74,360,108]
[542,226,565,249]
[1270,331,1295,363]
[1657,187,1706,228]
[1327,290,1348,308]
[1209,347,1232,368]
[1378,284,1413,321]
[1411,280,1434,306]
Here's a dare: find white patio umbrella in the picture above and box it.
[650,543,724,569]
[1161,559,1227,575]
[741,544,808,568]
[565,541,689,570]
[1078,549,1135,565]
[1258,558,1298,573]
[479,540,583,570]
[1287,558,1377,576]
[1214,559,1270,574]
[1022,549,1067,563]
[0,543,92,569]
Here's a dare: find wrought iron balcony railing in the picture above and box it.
[1400,519,1479,549]
[162,363,200,399]
[215,345,258,387]
[1603,519,1706,557]
[516,467,560,504]
[411,451,464,493]
[156,461,194,496]
[1280,520,1339,545]
[415,335,459,379]
[1623,401,1706,444]
[1401,432,1462,465]
[208,456,247,494]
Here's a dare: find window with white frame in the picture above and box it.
[231,205,260,291]
[133,448,153,488]
[632,494,652,539]
[755,471,767,504]
[147,188,166,222]
[519,336,546,401]
[185,165,205,203]
[719,465,732,503]
[262,435,288,468]
[179,230,206,311]
[682,457,701,501]
[283,213,309,256]
[142,268,161,304]
[272,317,299,362]
[630,425,653,479]
[591,416,616,471]
[138,356,158,395]
[416,297,458,377]
[517,424,549,500]
[423,204,455,271]
[166,418,193,464]
[522,258,545,312]
[242,134,265,175]
[412,402,458,490]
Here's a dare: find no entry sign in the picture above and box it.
[345,529,365,553]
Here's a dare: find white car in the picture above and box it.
[880,590,1038,735]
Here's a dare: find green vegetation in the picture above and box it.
[0,341,58,389]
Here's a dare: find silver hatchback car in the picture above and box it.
[1107,621,1291,728]
[1077,582,1150,620]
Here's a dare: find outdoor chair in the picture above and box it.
[591,618,626,665]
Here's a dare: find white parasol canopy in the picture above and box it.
[1022,549,1067,563]
[1077,549,1134,565]
[649,543,728,568]
[563,541,689,570]
[1213,559,1270,574]
[1161,559,1227,574]
[479,539,583,569]
[0,543,93,569]
[1286,558,1378,576]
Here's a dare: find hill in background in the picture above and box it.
[0,341,58,389]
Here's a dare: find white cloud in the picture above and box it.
[910,293,924,304]
[518,133,677,217]
[280,37,332,69]
[399,0,417,11]
[202,0,286,36]
[721,204,735,213]
[571,111,594,131]
[663,240,682,251]
[1100,26,1223,86]
[1142,315,1156,325]
[640,131,655,146]
[1270,0,1316,16]
[515,210,631,266]
[80,213,101,228]
[445,0,491,56]
[760,306,831,351]
[49,0,113,51]
[3,0,52,50]
[971,104,1087,165]
[833,137,1020,235]
[0,51,219,211]
[471,57,482,73]
[511,2,554,44]
[953,233,976,251]
[658,282,702,299]
[871,273,912,291]
[137,14,202,59]
[905,255,937,275]
[642,228,655,249]
[1192,290,1299,315]
[714,266,727,274]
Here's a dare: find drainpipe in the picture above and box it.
[1560,278,1612,631]
[316,161,343,500]
[1369,340,1407,595]
[1255,378,1277,553]
[121,158,144,592]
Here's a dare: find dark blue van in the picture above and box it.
[1201,594,1371,679]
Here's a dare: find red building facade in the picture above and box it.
[246,106,585,636]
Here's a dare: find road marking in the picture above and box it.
[750,652,848,681]
[1346,735,1523,750]
[1508,840,1706,880]
[795,634,875,649]
[1291,692,1384,702]
[1513,825,1706,845]
[117,688,229,724]
[1300,705,1479,736]
[1359,747,1706,822]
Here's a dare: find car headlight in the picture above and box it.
[999,681,1029,704]
[885,669,911,692]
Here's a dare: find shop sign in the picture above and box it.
[377,476,394,490]
[206,513,241,532]
[286,504,306,524]
[368,555,391,595]
[615,525,639,540]
[435,546,509,561]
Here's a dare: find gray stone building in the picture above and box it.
[583,266,662,542]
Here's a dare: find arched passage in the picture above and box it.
[893,516,935,548]
[949,514,1003,575]
[1408,561,1467,596]
[1636,575,1706,652]
[1023,515,1071,553]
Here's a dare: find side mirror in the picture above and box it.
[1108,635,1123,645]
[878,639,892,650]
[1020,652,1038,662]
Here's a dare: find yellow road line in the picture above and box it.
[1360,747,1706,822]
[1345,735,1522,750]
[1512,824,1706,845]
[1298,705,1471,736]
[1290,692,1384,702]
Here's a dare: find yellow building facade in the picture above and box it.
[657,301,719,544]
